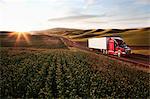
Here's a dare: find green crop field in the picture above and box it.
[0,47,149,98]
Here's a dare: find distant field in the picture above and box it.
[1,47,149,98]
[132,49,150,55]
[0,34,67,49]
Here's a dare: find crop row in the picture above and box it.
[0,48,149,98]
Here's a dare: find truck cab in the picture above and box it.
[108,37,131,57]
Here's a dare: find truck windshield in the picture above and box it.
[115,39,126,48]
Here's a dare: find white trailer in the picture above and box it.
[88,37,107,50]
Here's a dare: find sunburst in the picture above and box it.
[8,32,30,46]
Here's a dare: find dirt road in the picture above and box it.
[60,37,150,70]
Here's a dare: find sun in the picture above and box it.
[8,31,30,46]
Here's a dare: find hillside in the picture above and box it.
[33,27,150,47]
[32,28,83,35]
[71,28,150,47]
[0,33,67,49]
[0,31,14,33]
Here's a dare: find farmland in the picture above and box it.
[0,47,149,98]
[0,34,67,49]
[0,28,150,98]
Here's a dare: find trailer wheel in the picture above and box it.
[89,48,93,51]
[102,50,105,54]
[102,50,107,55]
[105,50,108,54]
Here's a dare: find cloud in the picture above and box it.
[135,0,150,4]
[85,21,107,24]
[48,14,105,22]
[0,0,5,3]
[83,0,97,9]
[81,15,150,24]
[86,0,96,5]
[113,15,150,22]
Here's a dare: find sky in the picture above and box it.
[0,0,150,31]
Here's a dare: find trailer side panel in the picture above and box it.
[88,37,107,49]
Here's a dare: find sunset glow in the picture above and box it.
[8,32,30,46]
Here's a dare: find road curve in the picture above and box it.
[60,37,150,70]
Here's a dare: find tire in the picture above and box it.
[105,50,108,55]
[118,50,121,57]
[102,50,107,55]
[102,50,105,54]
[89,48,93,51]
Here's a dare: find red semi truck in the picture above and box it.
[88,36,131,57]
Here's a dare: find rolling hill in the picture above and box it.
[0,33,67,49]
[33,27,150,47]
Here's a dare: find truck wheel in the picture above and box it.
[118,50,121,57]
[105,50,108,54]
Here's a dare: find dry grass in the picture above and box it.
[132,49,150,55]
